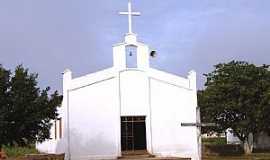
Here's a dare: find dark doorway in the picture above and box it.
[121,116,147,151]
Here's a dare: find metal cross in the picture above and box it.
[119,0,141,34]
[181,122,217,127]
[180,107,218,160]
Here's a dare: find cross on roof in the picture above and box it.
[119,0,141,34]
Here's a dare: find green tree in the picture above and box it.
[0,65,11,150]
[199,61,270,154]
[0,65,62,148]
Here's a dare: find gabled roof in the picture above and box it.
[66,67,194,91]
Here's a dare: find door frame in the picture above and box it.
[120,116,147,151]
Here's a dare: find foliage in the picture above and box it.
[3,145,39,157]
[202,137,227,145]
[0,65,11,147]
[199,61,270,153]
[0,64,62,147]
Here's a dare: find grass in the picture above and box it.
[203,153,270,160]
[202,137,270,159]
[2,139,270,160]
[3,145,39,158]
[202,137,227,145]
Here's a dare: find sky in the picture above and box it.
[0,0,270,93]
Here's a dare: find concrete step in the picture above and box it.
[119,150,190,160]
[119,154,190,160]
[119,157,190,160]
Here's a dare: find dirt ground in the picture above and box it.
[203,153,270,160]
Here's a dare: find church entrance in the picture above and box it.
[121,116,147,151]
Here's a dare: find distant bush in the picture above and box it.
[202,137,227,145]
[3,145,39,157]
[203,144,243,156]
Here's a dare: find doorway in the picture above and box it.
[121,116,147,151]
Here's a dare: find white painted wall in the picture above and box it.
[36,106,66,154]
[113,33,149,71]
[226,128,241,144]
[150,78,199,160]
[68,78,120,160]
[120,70,149,116]
[36,123,58,154]
[36,140,58,154]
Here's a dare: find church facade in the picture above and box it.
[36,1,201,160]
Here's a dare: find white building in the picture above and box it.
[37,1,200,160]
[226,128,241,144]
[226,129,270,150]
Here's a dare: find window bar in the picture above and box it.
[54,120,57,139]
[125,119,128,151]
[132,119,135,152]
[59,118,62,138]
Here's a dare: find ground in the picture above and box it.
[203,153,270,160]
[2,140,270,160]
[202,137,270,159]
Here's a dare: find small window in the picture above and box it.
[59,118,62,139]
[54,118,62,139]
[126,45,137,68]
[54,120,57,139]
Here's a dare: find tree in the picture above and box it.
[199,61,270,154]
[0,65,11,150]
[0,65,62,148]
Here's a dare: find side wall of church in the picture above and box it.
[36,106,66,154]
[67,78,120,160]
[150,78,199,160]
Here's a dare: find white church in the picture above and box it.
[37,1,201,160]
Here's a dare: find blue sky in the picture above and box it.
[0,0,270,92]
